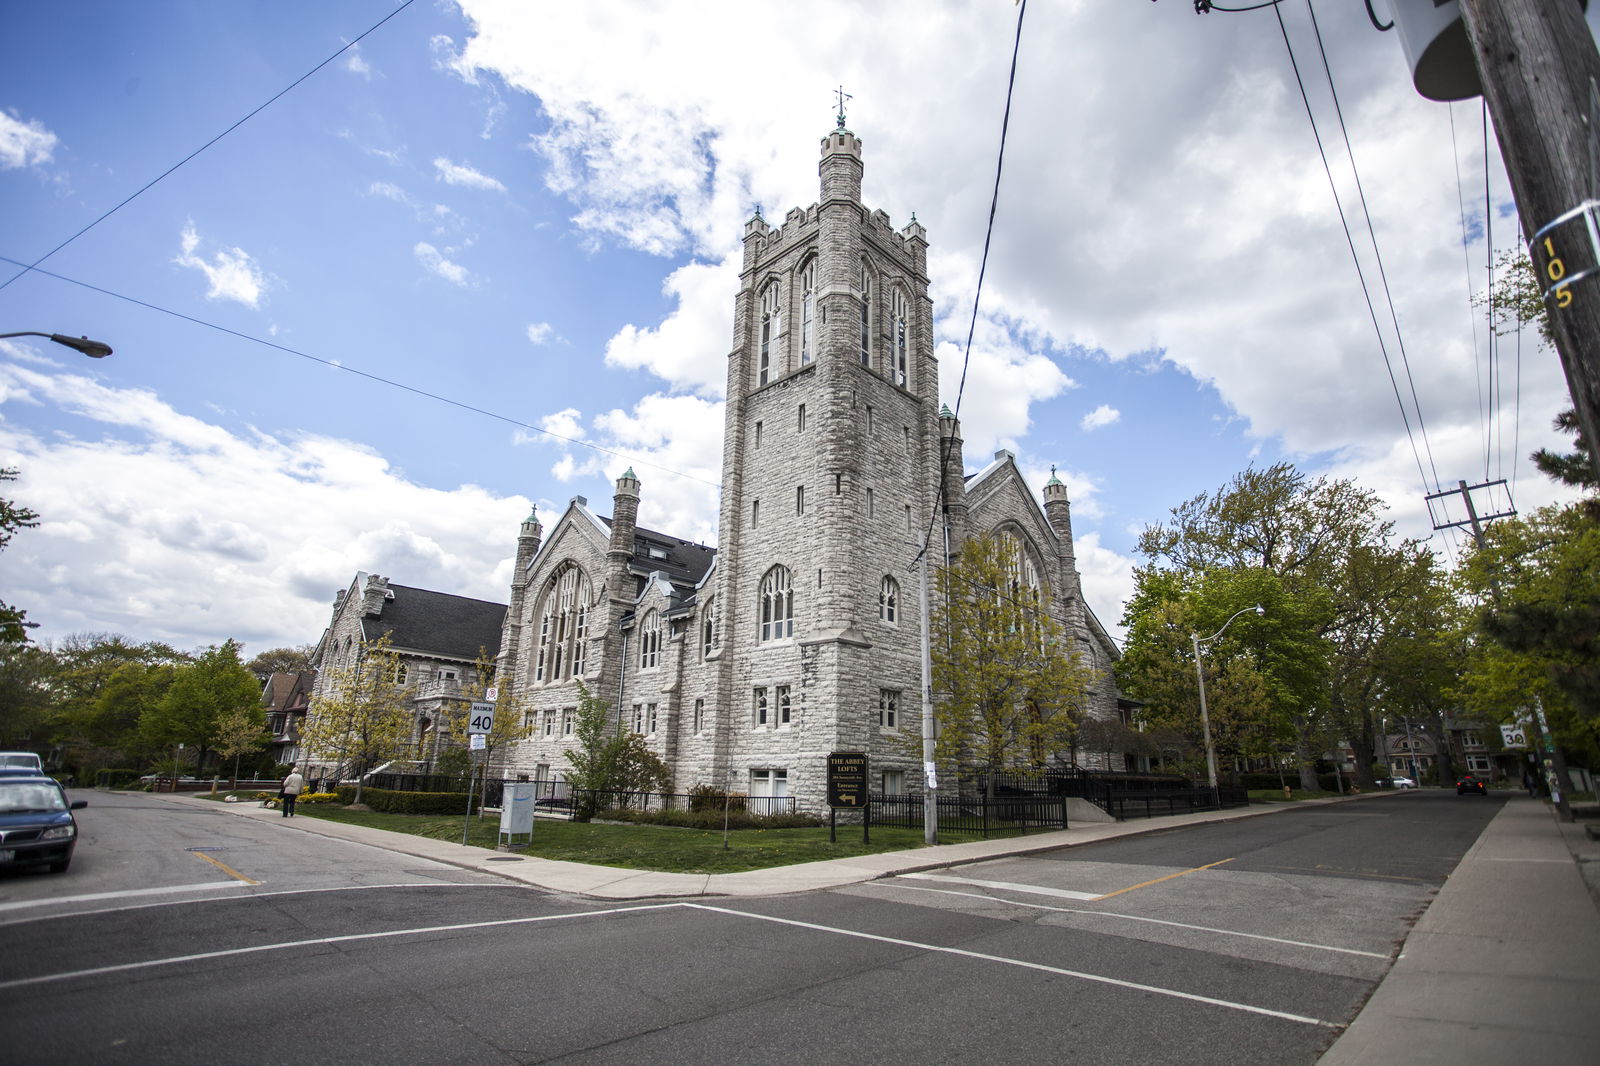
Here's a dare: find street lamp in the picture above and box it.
[1190,604,1265,800]
[0,332,113,358]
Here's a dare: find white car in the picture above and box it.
[1390,776,1417,789]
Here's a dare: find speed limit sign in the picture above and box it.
[468,701,495,735]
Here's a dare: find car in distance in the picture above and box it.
[0,752,44,773]
[0,775,86,874]
[1389,776,1417,789]
[1456,774,1488,795]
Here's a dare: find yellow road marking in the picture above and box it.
[191,851,259,885]
[1094,857,1233,901]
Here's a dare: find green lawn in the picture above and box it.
[282,803,1000,873]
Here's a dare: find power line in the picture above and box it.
[1270,3,1437,497]
[1301,0,1442,491]
[0,0,421,297]
[0,254,721,492]
[1447,102,1490,479]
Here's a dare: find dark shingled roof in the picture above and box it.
[360,584,506,661]
[598,517,716,587]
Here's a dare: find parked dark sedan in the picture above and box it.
[0,775,86,873]
[1456,775,1488,795]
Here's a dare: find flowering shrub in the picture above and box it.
[298,792,339,804]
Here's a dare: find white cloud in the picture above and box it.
[1080,404,1120,432]
[173,221,266,307]
[0,358,530,651]
[603,259,736,397]
[434,156,506,192]
[0,111,57,169]
[343,43,373,79]
[1073,531,1136,645]
[525,322,560,345]
[413,241,472,286]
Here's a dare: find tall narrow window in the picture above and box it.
[693,698,705,733]
[647,702,658,733]
[865,487,875,517]
[892,287,909,387]
[752,499,760,527]
[534,565,590,684]
[879,689,900,729]
[701,599,716,661]
[753,686,769,727]
[797,404,806,431]
[632,703,644,733]
[561,707,574,735]
[759,565,794,642]
[639,609,661,669]
[880,576,899,623]
[905,504,913,532]
[754,421,763,448]
[776,685,792,726]
[799,260,816,365]
[759,281,780,386]
[859,265,871,366]
[796,485,805,515]
[865,405,874,433]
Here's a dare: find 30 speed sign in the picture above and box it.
[468,701,495,735]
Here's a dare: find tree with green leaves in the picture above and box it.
[0,468,39,644]
[930,531,1095,790]
[141,640,260,771]
[213,704,270,787]
[244,645,315,681]
[1128,462,1424,790]
[436,648,534,814]
[299,633,415,805]
[564,680,671,821]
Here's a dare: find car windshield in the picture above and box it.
[0,781,67,813]
[0,755,41,769]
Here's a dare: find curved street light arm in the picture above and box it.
[0,331,113,358]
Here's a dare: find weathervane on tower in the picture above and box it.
[834,85,852,129]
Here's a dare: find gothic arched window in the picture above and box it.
[880,576,899,623]
[533,565,591,684]
[639,609,661,670]
[701,598,716,661]
[799,260,816,366]
[859,264,872,367]
[759,565,794,642]
[759,281,781,386]
[891,287,909,387]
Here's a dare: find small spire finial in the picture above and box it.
[752,203,764,222]
[834,85,853,129]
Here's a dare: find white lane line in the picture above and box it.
[0,881,250,913]
[898,872,1101,901]
[867,882,1390,959]
[682,903,1341,1029]
[0,903,680,992]
[0,881,517,928]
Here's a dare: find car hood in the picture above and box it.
[0,808,74,831]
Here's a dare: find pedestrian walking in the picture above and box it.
[280,769,306,817]
[1523,771,1537,798]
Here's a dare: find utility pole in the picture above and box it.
[1431,479,1575,821]
[1458,0,1600,489]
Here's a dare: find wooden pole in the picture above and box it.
[1458,0,1600,487]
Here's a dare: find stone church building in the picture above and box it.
[493,123,1124,810]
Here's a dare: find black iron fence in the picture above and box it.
[976,769,1250,820]
[870,793,1068,836]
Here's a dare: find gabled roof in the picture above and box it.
[598,517,717,586]
[360,584,506,662]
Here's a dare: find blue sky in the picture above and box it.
[0,1,1589,655]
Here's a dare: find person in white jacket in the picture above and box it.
[280,770,306,818]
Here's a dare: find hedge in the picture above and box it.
[334,785,478,815]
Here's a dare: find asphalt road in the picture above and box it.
[0,790,1505,1065]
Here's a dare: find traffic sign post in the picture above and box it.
[464,700,496,844]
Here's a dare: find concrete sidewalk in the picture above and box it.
[189,788,1323,897]
[1318,796,1600,1065]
